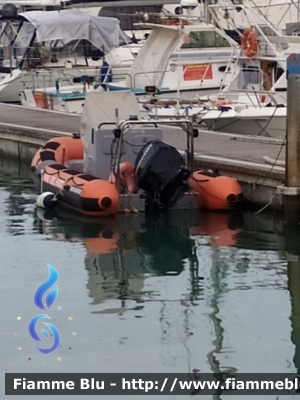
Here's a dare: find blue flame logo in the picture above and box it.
[34,264,59,310]
[28,264,60,354]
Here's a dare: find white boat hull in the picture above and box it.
[20,88,87,114]
[0,65,131,103]
[199,107,286,138]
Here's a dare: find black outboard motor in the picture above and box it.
[135,140,190,209]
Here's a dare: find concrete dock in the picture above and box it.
[0,103,286,210]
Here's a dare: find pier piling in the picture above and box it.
[278,56,300,218]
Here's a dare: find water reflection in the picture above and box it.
[3,156,300,377]
[190,212,243,247]
[34,209,203,313]
[0,159,37,235]
[33,204,300,372]
[288,259,300,374]
[235,211,286,251]
[33,208,252,375]
[243,216,300,378]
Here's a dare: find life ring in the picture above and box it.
[241,28,258,58]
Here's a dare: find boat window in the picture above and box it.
[0,20,28,69]
[0,22,7,41]
[238,68,263,90]
[0,21,19,47]
[12,22,35,65]
[275,67,284,81]
[43,39,102,66]
[99,5,163,31]
[181,31,231,49]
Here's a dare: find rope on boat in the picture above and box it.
[247,133,286,211]
[254,193,278,214]
[256,105,279,137]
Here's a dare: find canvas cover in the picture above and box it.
[19,9,127,53]
[80,90,141,171]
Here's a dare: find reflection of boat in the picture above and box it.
[189,212,243,247]
[34,208,200,311]
[31,91,243,216]
[28,186,300,373]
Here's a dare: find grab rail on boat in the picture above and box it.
[132,68,173,88]
[97,118,195,191]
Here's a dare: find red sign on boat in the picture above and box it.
[183,64,213,81]
[33,92,49,109]
[33,91,54,110]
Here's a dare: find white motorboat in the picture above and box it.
[20,82,96,113]
[191,0,300,138]
[19,6,239,112]
[0,8,139,102]
[199,103,287,138]
[105,19,238,96]
[196,67,287,138]
[19,84,206,117]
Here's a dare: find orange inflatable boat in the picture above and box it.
[31,120,243,216]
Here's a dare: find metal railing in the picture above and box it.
[98,118,195,188]
[133,68,173,88]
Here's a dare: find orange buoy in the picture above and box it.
[108,162,135,193]
[241,28,258,58]
[188,171,243,211]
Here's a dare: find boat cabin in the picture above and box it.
[120,21,237,93]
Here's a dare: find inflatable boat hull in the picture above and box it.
[31,137,243,215]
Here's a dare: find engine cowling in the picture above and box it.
[134,140,190,209]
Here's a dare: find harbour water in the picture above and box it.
[1,156,300,399]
